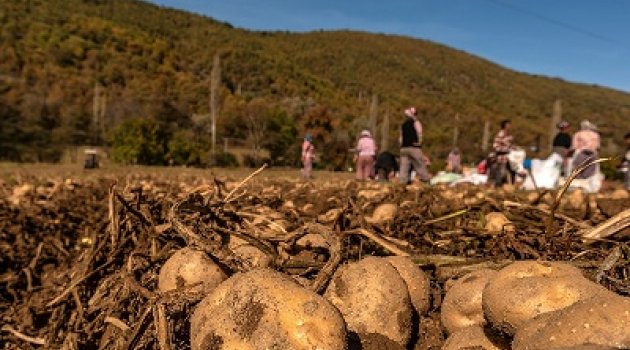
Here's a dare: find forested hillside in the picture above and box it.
[1,0,629,167]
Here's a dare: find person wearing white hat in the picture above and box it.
[354,129,377,181]
[398,107,430,184]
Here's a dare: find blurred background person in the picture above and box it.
[446,147,462,174]
[301,134,315,179]
[354,130,377,181]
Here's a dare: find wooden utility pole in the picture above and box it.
[92,82,106,144]
[369,94,378,136]
[381,109,390,151]
[452,114,460,148]
[549,99,562,152]
[210,53,221,156]
[481,119,490,153]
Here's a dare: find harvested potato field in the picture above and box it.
[1,165,629,350]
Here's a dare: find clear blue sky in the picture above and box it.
[149,0,630,92]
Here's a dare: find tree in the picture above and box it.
[266,108,298,165]
[109,117,168,165]
[243,98,269,165]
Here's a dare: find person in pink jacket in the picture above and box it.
[355,130,377,181]
[301,134,315,179]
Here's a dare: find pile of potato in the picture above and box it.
[159,247,629,350]
[442,260,630,350]
[159,247,431,349]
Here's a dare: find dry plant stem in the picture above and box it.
[1,325,47,346]
[104,316,131,332]
[435,259,513,281]
[410,254,479,267]
[582,208,630,245]
[309,225,343,294]
[153,303,172,350]
[213,226,278,264]
[47,258,117,308]
[125,305,153,350]
[424,209,468,225]
[116,193,151,227]
[47,235,132,308]
[526,168,541,195]
[237,211,288,234]
[108,184,119,246]
[545,158,610,238]
[223,163,268,202]
[345,228,410,256]
[595,246,622,283]
[503,200,591,229]
[168,200,226,260]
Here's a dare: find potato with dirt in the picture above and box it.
[157,247,228,292]
[482,261,607,335]
[385,256,431,316]
[512,291,630,350]
[365,203,398,224]
[190,269,347,350]
[484,212,515,234]
[441,269,497,334]
[325,256,414,347]
[442,325,508,350]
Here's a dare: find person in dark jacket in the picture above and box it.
[398,107,430,184]
[552,120,572,157]
[552,120,572,176]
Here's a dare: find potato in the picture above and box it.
[385,256,431,315]
[190,269,347,350]
[503,184,517,193]
[158,247,228,292]
[365,203,398,224]
[228,236,273,269]
[564,188,586,209]
[484,212,515,234]
[441,269,497,334]
[483,261,607,335]
[8,183,34,205]
[348,332,405,350]
[513,291,630,350]
[318,208,342,223]
[610,189,629,200]
[358,187,390,201]
[442,325,508,350]
[325,257,413,347]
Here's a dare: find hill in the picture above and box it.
[1,0,629,167]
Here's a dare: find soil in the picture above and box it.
[0,168,628,349]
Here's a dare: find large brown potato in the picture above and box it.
[157,247,228,293]
[365,203,398,224]
[385,256,431,316]
[190,269,347,350]
[442,325,508,350]
[483,261,607,335]
[513,292,630,350]
[441,269,497,334]
[325,256,413,347]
